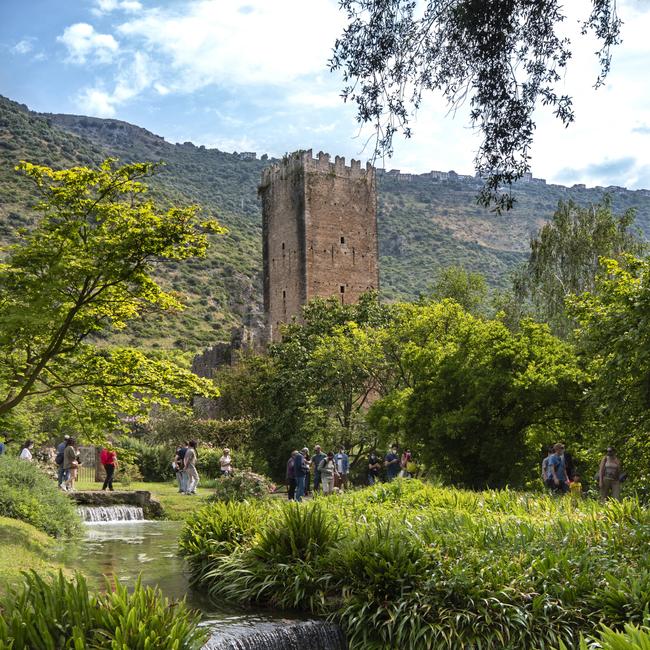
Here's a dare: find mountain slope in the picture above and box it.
[2,94,650,349]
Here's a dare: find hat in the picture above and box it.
[302,447,309,453]
[64,435,70,439]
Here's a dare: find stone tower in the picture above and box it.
[259,150,379,341]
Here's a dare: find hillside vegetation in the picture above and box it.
[2,94,650,349]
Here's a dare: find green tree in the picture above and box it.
[515,197,644,337]
[0,160,220,431]
[369,301,584,488]
[571,256,650,492]
[429,266,488,315]
[332,0,621,210]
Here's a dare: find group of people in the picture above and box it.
[172,441,233,495]
[53,435,82,491]
[541,443,625,501]
[285,444,418,502]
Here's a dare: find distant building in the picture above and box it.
[238,152,257,160]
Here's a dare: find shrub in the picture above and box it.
[207,470,274,503]
[0,456,80,538]
[120,438,172,482]
[0,571,207,649]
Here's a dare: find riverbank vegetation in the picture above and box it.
[0,571,207,649]
[0,457,79,538]
[0,517,65,597]
[181,480,650,649]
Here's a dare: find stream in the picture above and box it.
[66,518,347,649]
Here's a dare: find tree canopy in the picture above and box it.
[332,0,621,210]
[0,160,220,433]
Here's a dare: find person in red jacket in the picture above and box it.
[100,446,118,491]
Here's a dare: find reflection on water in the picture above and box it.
[60,520,213,612]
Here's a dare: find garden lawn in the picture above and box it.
[74,480,213,520]
[0,517,67,596]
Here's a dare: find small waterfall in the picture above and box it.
[203,619,347,650]
[78,505,144,523]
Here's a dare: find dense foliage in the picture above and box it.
[0,457,79,538]
[571,256,650,495]
[332,0,621,210]
[0,571,207,649]
[515,198,645,336]
[0,159,219,434]
[181,480,650,649]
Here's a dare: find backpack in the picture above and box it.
[55,451,64,466]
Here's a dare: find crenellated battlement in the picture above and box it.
[260,149,374,187]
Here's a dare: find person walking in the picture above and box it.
[384,445,401,481]
[19,440,34,461]
[318,452,338,495]
[599,447,623,501]
[368,450,382,485]
[100,446,118,491]
[286,451,298,500]
[63,438,78,491]
[0,434,7,455]
[547,443,569,494]
[55,435,70,489]
[219,447,232,477]
[174,442,188,494]
[184,440,199,495]
[311,445,326,493]
[293,448,308,502]
[334,447,349,491]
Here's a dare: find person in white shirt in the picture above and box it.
[219,448,232,476]
[19,440,34,461]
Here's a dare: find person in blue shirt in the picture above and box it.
[0,436,6,456]
[384,445,401,481]
[547,443,569,494]
[334,447,349,490]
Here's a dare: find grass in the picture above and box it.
[0,517,67,597]
[181,479,650,649]
[74,479,213,521]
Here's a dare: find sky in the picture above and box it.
[1,0,650,189]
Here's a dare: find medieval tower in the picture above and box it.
[259,150,379,341]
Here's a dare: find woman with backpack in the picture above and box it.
[599,447,624,501]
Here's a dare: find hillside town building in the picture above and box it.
[259,150,379,341]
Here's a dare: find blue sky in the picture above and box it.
[1,0,650,189]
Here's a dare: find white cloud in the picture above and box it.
[92,0,142,15]
[11,38,34,55]
[58,23,119,64]
[78,51,155,116]
[117,0,345,90]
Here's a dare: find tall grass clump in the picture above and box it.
[181,479,650,649]
[0,571,207,649]
[0,456,80,537]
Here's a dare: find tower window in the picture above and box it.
[340,285,345,293]
[281,242,285,251]
[340,236,345,244]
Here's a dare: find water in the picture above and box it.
[77,505,144,523]
[69,520,346,649]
